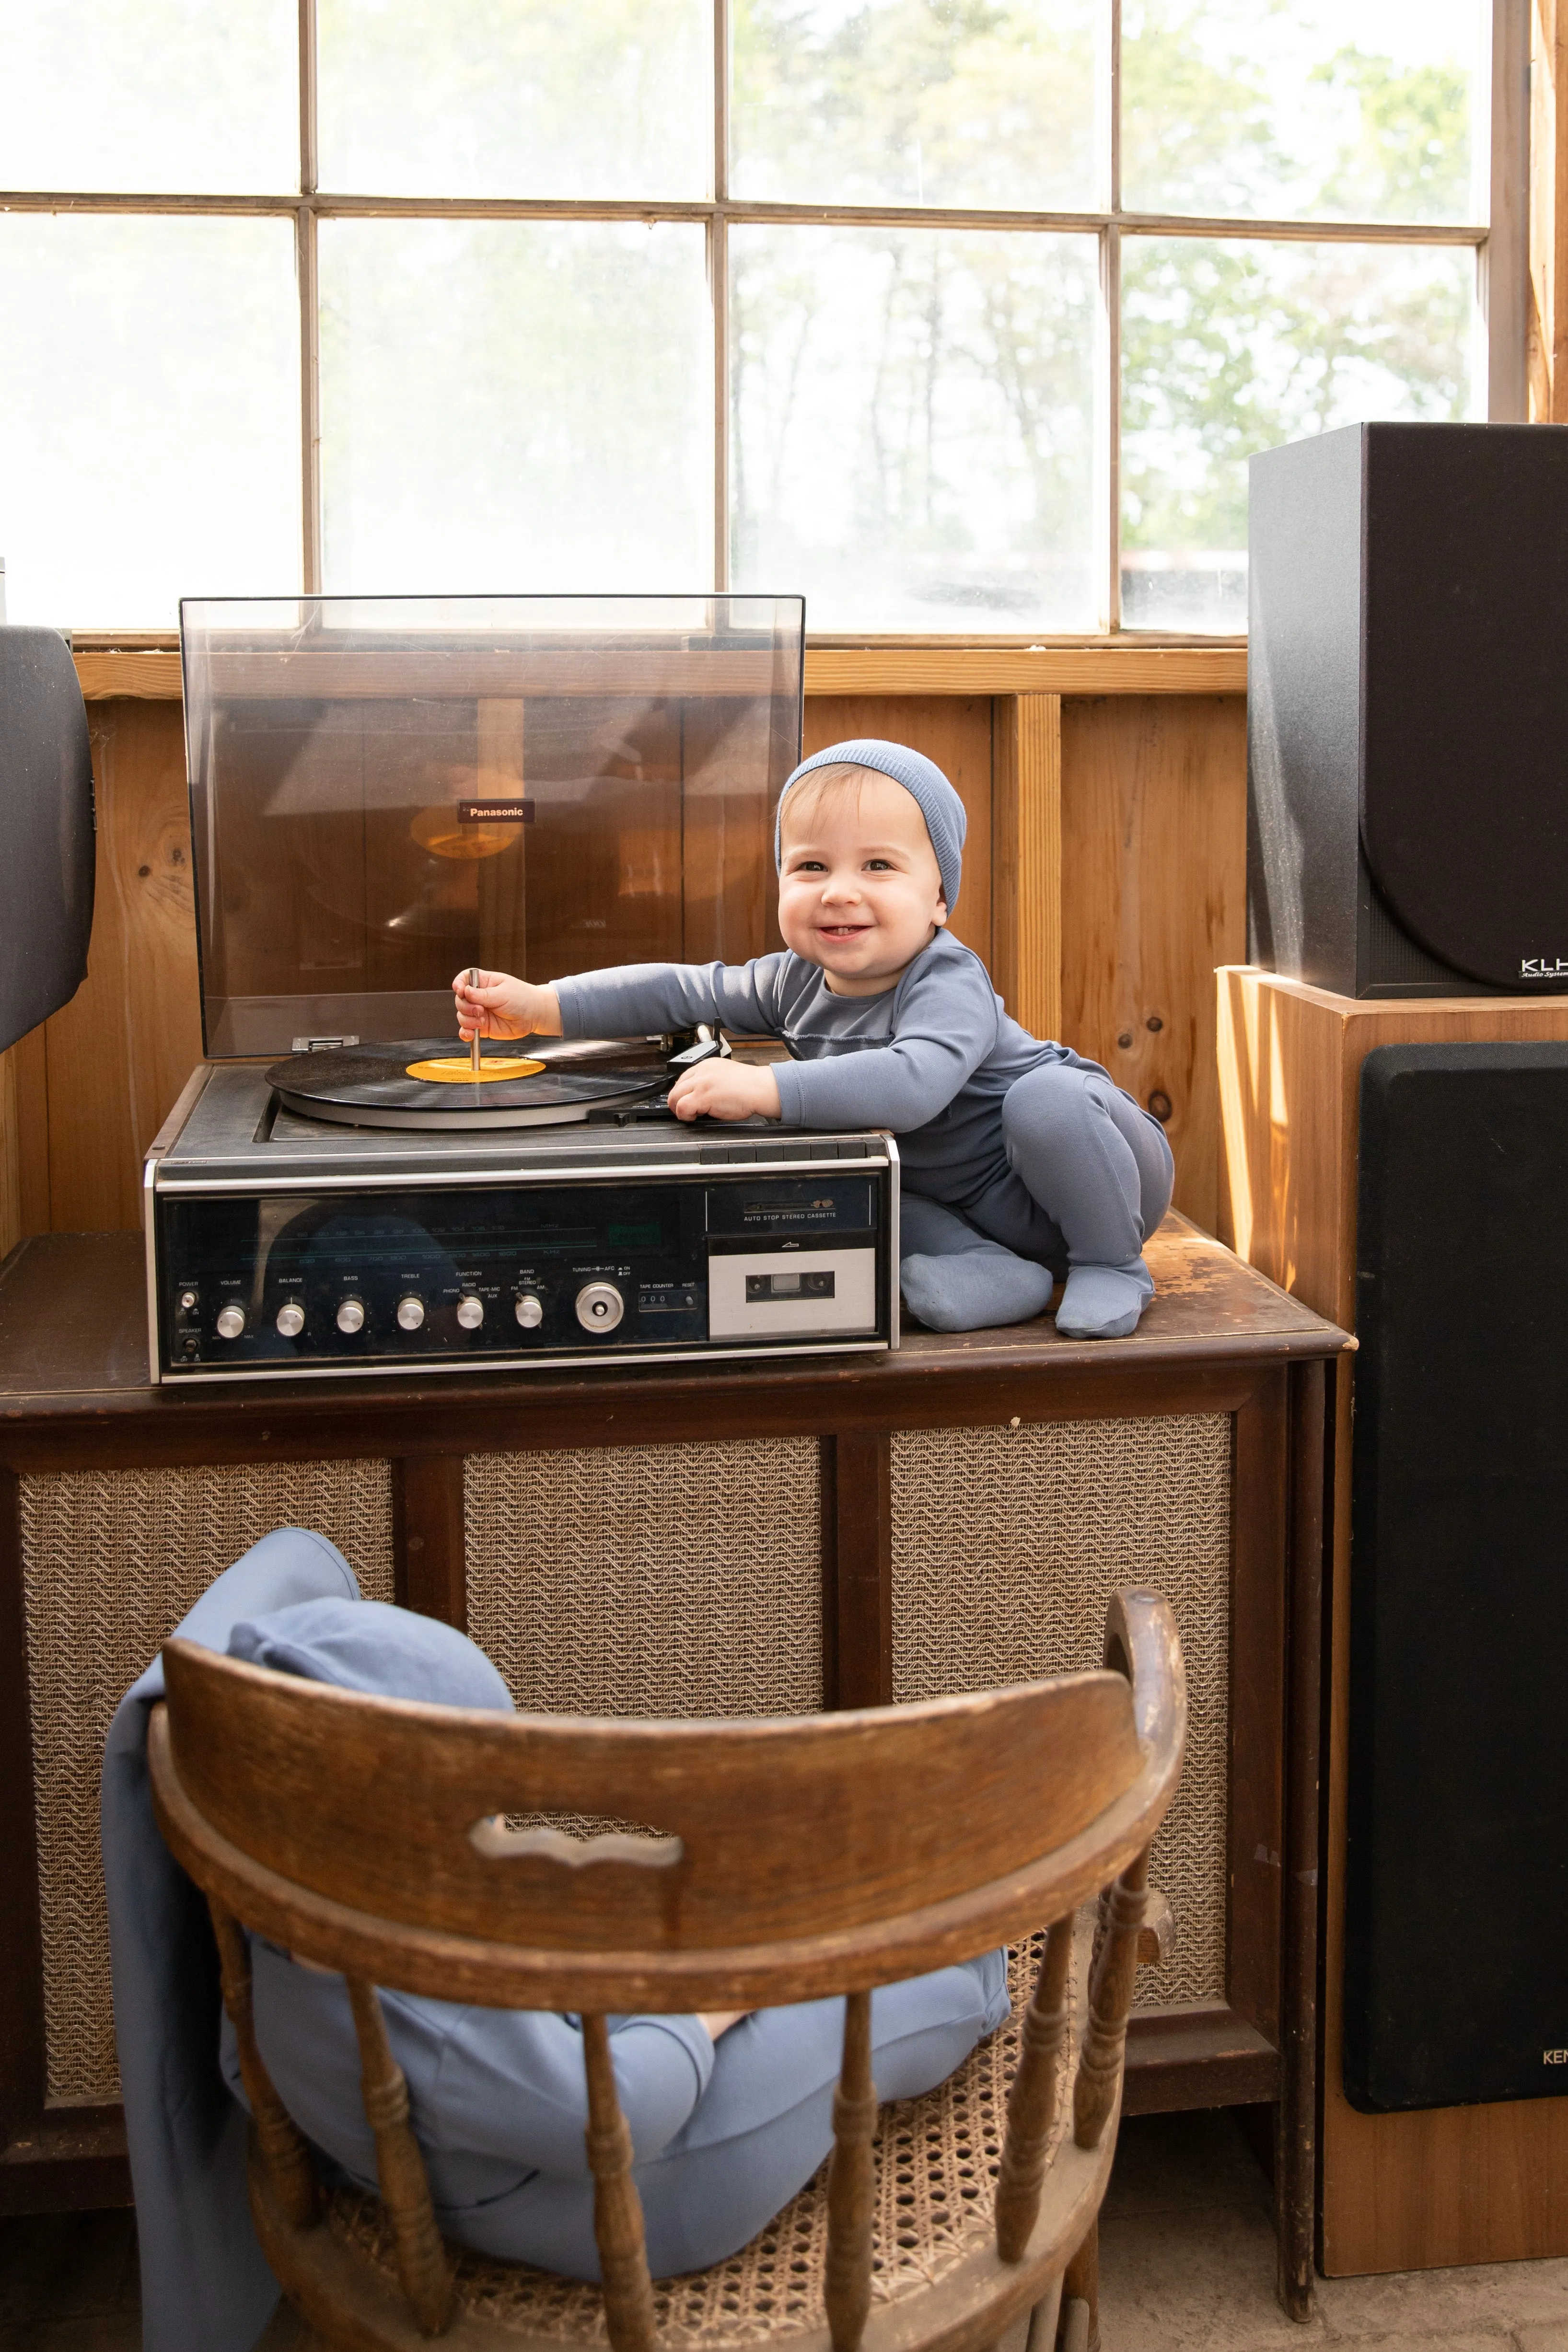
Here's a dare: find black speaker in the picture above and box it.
[0,628,95,1054]
[1248,423,1568,999]
[1345,1044,1568,2111]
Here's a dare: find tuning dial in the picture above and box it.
[456,1295,485,1330]
[336,1298,366,1333]
[514,1292,543,1329]
[396,1296,426,1331]
[215,1303,245,1340]
[275,1301,305,1338]
[575,1280,625,1332]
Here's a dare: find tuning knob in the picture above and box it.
[575,1280,625,1332]
[275,1301,305,1338]
[396,1296,426,1331]
[215,1304,245,1340]
[336,1298,365,1333]
[514,1293,543,1329]
[456,1295,485,1330]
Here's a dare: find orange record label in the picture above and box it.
[404,1056,547,1085]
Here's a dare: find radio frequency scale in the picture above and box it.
[146,593,899,1383]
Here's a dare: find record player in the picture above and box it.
[145,593,899,1383]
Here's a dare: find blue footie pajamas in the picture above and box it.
[553,928,1174,1336]
[227,1937,1008,2281]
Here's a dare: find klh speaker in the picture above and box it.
[0,628,94,1052]
[1248,422,1568,999]
[1346,1045,1568,2110]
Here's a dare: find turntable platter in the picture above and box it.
[265,1039,667,1131]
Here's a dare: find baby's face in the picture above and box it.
[777,772,947,996]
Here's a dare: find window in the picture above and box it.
[0,0,1522,634]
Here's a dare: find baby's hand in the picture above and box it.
[667,1060,782,1123]
[452,968,562,1042]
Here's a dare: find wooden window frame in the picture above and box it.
[0,0,1544,636]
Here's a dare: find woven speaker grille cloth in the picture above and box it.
[20,1461,395,2107]
[890,1416,1231,2009]
[465,1442,821,1719]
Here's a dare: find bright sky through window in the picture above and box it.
[0,0,1504,633]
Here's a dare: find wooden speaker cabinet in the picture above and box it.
[1219,964,1568,2277]
[0,1218,1342,2315]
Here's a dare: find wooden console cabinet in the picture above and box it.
[0,1212,1342,2313]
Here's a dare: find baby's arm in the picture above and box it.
[453,968,563,1041]
[773,957,997,1130]
[453,958,787,1121]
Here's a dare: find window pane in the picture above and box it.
[1123,0,1484,224]
[319,221,711,594]
[732,0,1096,209]
[1120,237,1475,632]
[318,0,711,198]
[0,218,300,627]
[731,226,1096,631]
[0,0,297,194]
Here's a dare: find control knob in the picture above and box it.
[456,1295,485,1330]
[396,1296,426,1331]
[215,1303,245,1340]
[575,1280,625,1332]
[514,1293,543,1329]
[275,1301,305,1338]
[336,1298,366,1334]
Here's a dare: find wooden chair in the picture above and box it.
[149,1587,1185,2352]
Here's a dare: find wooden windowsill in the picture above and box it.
[70,637,1247,702]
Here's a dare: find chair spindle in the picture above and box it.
[206,1897,321,2230]
[345,1976,455,2336]
[994,1914,1075,2260]
[1074,1852,1150,2150]
[581,2013,659,2352]
[825,1988,878,2352]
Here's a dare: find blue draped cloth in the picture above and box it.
[101,1526,362,2352]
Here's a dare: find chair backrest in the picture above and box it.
[151,1587,1182,2013]
[150,1587,1185,2352]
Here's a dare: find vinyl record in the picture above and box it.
[265,1038,667,1131]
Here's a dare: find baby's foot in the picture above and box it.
[900,1251,1054,1334]
[1055,1259,1154,1340]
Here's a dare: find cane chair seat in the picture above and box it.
[311,1927,1092,2349]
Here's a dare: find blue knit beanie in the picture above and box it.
[775,739,965,911]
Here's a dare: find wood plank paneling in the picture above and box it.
[21,688,1251,1243]
[803,645,1246,695]
[1059,697,1248,1236]
[1531,0,1568,420]
[801,695,994,969]
[74,643,1250,704]
[0,1054,21,1264]
[992,695,1062,1040]
[11,1032,50,1244]
[38,701,200,1233]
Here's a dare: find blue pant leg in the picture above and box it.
[901,1193,1015,1258]
[998,1063,1173,1267]
[446,1953,1009,2281]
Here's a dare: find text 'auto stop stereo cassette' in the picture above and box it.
[145,591,899,1382]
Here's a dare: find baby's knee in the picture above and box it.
[1001,1062,1103,1157]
